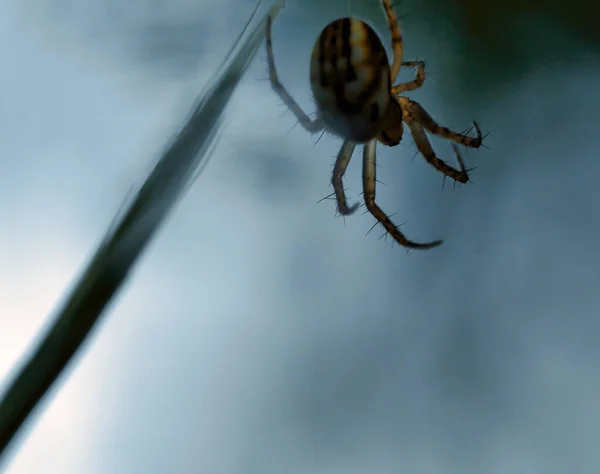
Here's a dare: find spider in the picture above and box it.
[265,0,483,249]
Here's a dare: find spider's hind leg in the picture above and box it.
[362,140,443,249]
[266,15,323,133]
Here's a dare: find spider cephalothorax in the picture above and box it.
[266,0,484,249]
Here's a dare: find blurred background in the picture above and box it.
[1,0,598,472]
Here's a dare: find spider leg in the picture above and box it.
[362,139,443,249]
[266,15,323,133]
[404,118,470,183]
[381,0,403,82]
[392,61,425,94]
[398,97,482,148]
[332,140,359,215]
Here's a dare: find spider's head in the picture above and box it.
[376,97,404,147]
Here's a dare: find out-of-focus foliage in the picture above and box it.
[0,1,281,466]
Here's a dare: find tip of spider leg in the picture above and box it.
[466,167,477,185]
[459,167,477,187]
[401,239,444,251]
[412,239,444,250]
[479,129,491,150]
[338,202,360,216]
[472,121,484,145]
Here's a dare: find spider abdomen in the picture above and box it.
[310,17,392,143]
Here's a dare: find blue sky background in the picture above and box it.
[1,0,599,473]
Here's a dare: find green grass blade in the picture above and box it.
[0,0,284,465]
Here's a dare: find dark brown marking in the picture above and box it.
[341,19,357,81]
[365,24,389,69]
[355,22,389,105]
[369,103,379,122]
[314,19,391,116]
[319,30,328,88]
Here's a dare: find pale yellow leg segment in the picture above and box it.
[362,139,443,249]
[398,97,482,148]
[405,118,470,183]
[266,15,324,133]
[381,0,403,82]
[332,141,359,215]
[392,61,425,94]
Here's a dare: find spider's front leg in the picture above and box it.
[381,0,404,82]
[399,97,483,148]
[392,61,426,94]
[396,96,481,183]
[362,140,443,249]
[404,117,471,184]
[266,15,323,134]
[332,141,360,215]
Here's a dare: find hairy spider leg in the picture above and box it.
[399,97,482,148]
[405,113,469,183]
[266,15,324,133]
[392,61,426,94]
[403,116,470,183]
[362,139,443,249]
[451,144,468,172]
[332,141,360,215]
[381,0,403,82]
